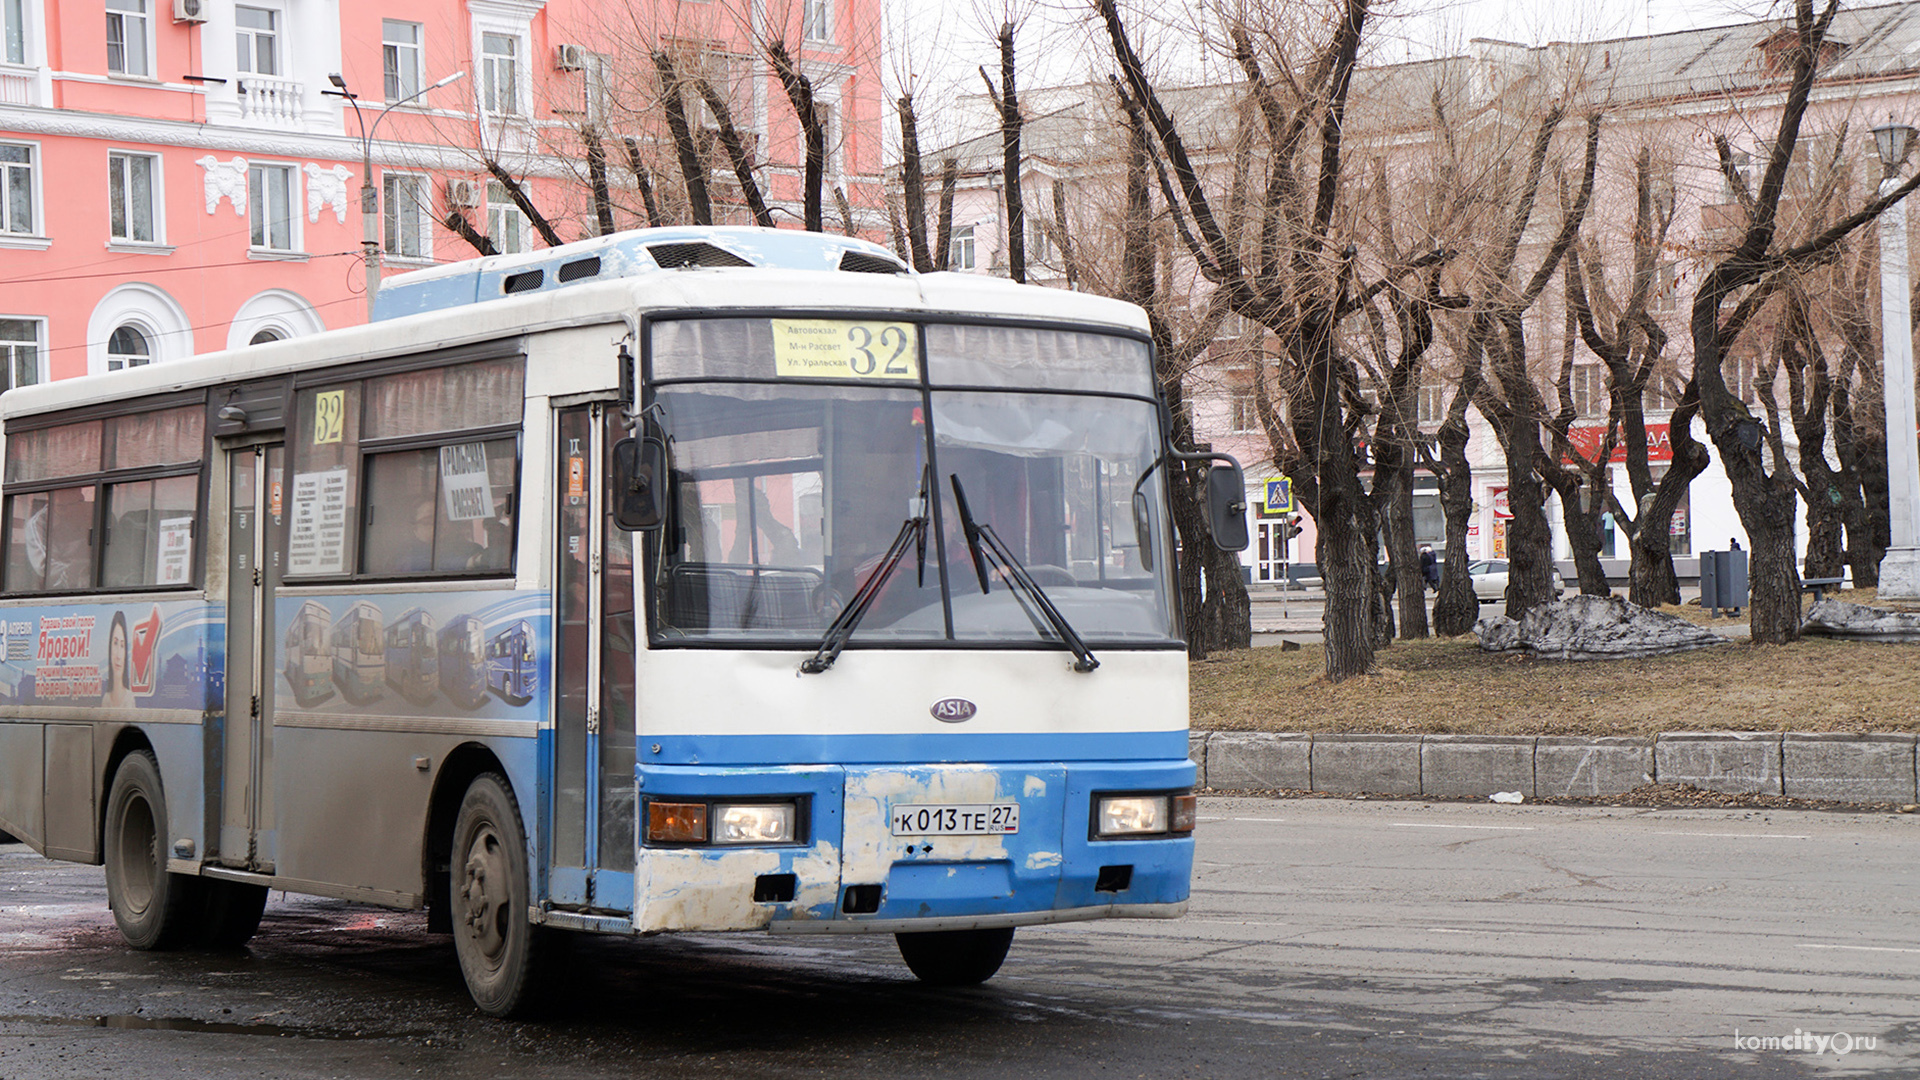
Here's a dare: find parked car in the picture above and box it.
[1467,559,1567,601]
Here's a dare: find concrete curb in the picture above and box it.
[1195,731,1919,804]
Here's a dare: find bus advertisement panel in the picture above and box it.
[271,592,547,720]
[0,601,219,710]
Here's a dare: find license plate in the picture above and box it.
[890,803,1020,836]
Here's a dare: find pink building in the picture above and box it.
[0,0,884,386]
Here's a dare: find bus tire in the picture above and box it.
[895,927,1015,986]
[104,751,203,950]
[450,772,549,1017]
[198,880,269,949]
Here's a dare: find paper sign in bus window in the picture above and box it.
[440,443,494,522]
[288,467,349,574]
[155,516,194,585]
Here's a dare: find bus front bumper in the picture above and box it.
[632,759,1196,935]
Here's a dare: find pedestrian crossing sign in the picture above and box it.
[1265,478,1293,513]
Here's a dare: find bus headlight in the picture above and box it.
[713,803,796,845]
[1095,793,1197,838]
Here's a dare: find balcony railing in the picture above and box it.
[236,76,304,126]
[0,66,35,106]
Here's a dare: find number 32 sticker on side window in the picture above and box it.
[771,319,919,381]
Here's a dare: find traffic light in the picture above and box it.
[1279,514,1303,540]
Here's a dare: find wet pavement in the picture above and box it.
[4,795,1911,1078]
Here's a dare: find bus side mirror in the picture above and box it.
[612,437,666,530]
[1131,489,1155,572]
[1204,462,1250,552]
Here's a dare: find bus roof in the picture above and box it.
[2,231,1151,423]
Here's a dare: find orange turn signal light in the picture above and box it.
[646,801,709,844]
[1169,793,1198,833]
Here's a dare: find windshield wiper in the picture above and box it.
[800,469,929,674]
[949,475,1099,673]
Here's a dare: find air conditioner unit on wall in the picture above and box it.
[172,0,207,23]
[555,44,587,72]
[445,178,481,209]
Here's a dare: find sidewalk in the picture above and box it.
[1246,587,1755,643]
[1191,730,1920,805]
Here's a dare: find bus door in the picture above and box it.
[219,442,285,871]
[551,404,637,911]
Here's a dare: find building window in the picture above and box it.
[109,152,158,244]
[815,99,840,177]
[248,163,296,251]
[802,0,831,43]
[1229,393,1258,434]
[1027,211,1051,265]
[105,0,149,77]
[1418,380,1446,425]
[0,318,40,390]
[481,32,520,115]
[487,181,525,254]
[235,6,279,76]
[383,173,430,259]
[950,224,975,271]
[5,0,26,66]
[0,143,32,235]
[1572,363,1606,418]
[383,20,422,102]
[249,328,283,345]
[107,324,151,370]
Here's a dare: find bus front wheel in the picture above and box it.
[450,772,551,1017]
[895,927,1015,986]
[104,750,203,950]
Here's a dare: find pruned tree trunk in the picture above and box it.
[980,23,1026,283]
[692,75,776,228]
[621,137,664,227]
[897,94,935,271]
[653,52,712,225]
[767,42,824,232]
[582,128,617,235]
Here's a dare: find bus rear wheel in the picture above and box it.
[450,772,550,1017]
[104,751,203,950]
[895,927,1015,986]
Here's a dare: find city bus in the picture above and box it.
[0,226,1246,1016]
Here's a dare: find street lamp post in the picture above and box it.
[325,70,466,321]
[1874,120,1920,602]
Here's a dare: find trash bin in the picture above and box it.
[1700,548,1749,617]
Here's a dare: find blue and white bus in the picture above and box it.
[0,227,1245,1015]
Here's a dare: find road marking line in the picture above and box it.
[1389,823,1536,831]
[1229,817,1291,823]
[1798,944,1920,955]
[1649,832,1811,839]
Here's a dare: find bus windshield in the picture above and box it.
[646,318,1177,649]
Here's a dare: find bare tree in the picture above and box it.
[1690,0,1920,642]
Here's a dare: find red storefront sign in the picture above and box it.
[1563,423,1673,464]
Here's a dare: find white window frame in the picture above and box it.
[802,0,831,44]
[383,19,423,103]
[479,30,522,116]
[486,181,526,254]
[105,0,152,78]
[108,150,164,247]
[950,224,975,271]
[247,161,302,254]
[0,139,40,243]
[106,321,154,371]
[0,316,43,391]
[382,171,432,261]
[234,5,281,76]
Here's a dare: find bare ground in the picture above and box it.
[1193,589,1920,736]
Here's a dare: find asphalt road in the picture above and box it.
[1,798,1914,1078]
